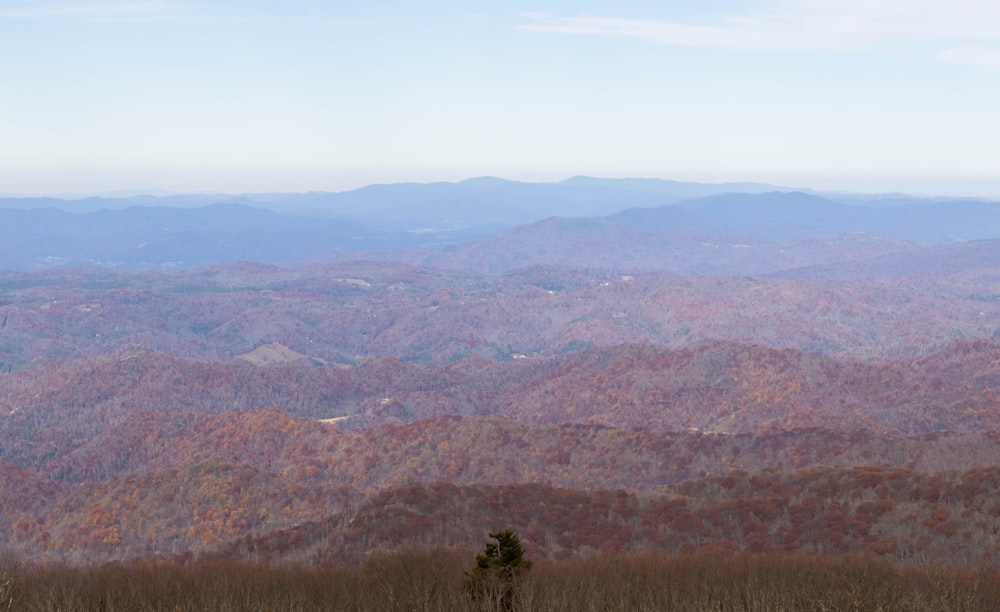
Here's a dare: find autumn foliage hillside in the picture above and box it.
[224,467,1000,567]
[3,340,1000,451]
[2,260,999,371]
[3,406,1000,562]
[0,242,998,570]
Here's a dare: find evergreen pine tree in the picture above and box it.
[465,530,531,611]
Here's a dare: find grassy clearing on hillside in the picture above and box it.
[1,550,997,611]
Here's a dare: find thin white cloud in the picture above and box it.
[0,1,368,26]
[210,15,370,28]
[520,1,1000,54]
[518,12,843,51]
[939,46,1000,69]
[0,1,171,19]
[766,0,1000,40]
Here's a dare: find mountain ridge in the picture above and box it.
[2,177,998,272]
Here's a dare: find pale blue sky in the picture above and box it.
[2,0,999,196]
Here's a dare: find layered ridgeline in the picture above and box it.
[3,177,1000,271]
[1,178,999,566]
[2,340,1000,563]
[0,259,998,372]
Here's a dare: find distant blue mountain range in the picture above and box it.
[1,177,998,272]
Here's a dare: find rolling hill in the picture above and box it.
[2,178,1000,569]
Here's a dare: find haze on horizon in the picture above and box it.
[2,0,1000,198]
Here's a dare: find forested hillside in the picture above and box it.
[1,185,999,571]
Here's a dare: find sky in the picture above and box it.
[2,0,1000,196]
